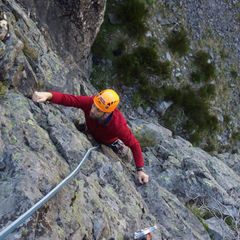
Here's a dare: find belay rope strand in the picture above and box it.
[0,146,99,240]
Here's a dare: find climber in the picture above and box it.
[32,89,149,184]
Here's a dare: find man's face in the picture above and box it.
[89,103,105,120]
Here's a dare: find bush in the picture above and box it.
[115,53,141,85]
[132,92,143,108]
[92,31,110,59]
[115,46,171,86]
[163,86,183,104]
[230,70,238,79]
[198,84,215,99]
[90,66,107,90]
[139,84,163,103]
[190,71,206,83]
[166,28,190,56]
[191,51,216,83]
[116,0,148,39]
[163,86,218,133]
[133,46,171,78]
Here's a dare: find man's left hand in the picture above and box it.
[138,171,149,184]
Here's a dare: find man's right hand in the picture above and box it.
[32,91,53,103]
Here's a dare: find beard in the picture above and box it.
[89,111,105,120]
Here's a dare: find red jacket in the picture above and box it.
[50,92,144,168]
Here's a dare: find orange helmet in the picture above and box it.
[93,89,120,112]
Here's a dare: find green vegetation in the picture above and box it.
[232,129,240,140]
[115,0,148,39]
[15,30,38,61]
[135,131,157,148]
[90,66,107,90]
[132,92,146,109]
[166,28,190,56]
[225,216,235,229]
[198,84,216,100]
[116,46,170,84]
[90,0,224,151]
[92,11,171,107]
[230,70,238,79]
[91,31,110,59]
[190,51,216,83]
[133,125,157,148]
[0,81,7,97]
[115,46,170,105]
[186,203,214,239]
[163,85,218,145]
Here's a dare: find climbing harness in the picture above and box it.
[0,146,98,240]
[134,225,157,240]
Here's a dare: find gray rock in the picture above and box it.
[0,19,8,41]
[0,1,240,240]
[157,101,173,115]
[108,13,121,25]
[19,0,106,76]
[160,19,171,25]
[204,217,236,240]
[217,113,224,122]
[146,31,152,37]
[166,52,171,62]
[175,72,182,77]
[137,106,144,115]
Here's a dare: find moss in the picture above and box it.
[134,127,157,148]
[0,40,6,57]
[46,69,54,81]
[37,79,44,89]
[9,135,17,144]
[0,81,7,97]
[22,42,38,61]
[57,226,65,239]
[15,30,38,61]
[224,216,235,229]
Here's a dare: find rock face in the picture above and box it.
[0,1,240,240]
[19,0,106,76]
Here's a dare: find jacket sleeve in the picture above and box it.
[117,124,144,168]
[49,91,92,111]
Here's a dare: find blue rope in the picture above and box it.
[0,146,98,240]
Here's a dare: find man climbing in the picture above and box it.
[32,89,149,184]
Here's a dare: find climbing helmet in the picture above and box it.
[93,89,120,112]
